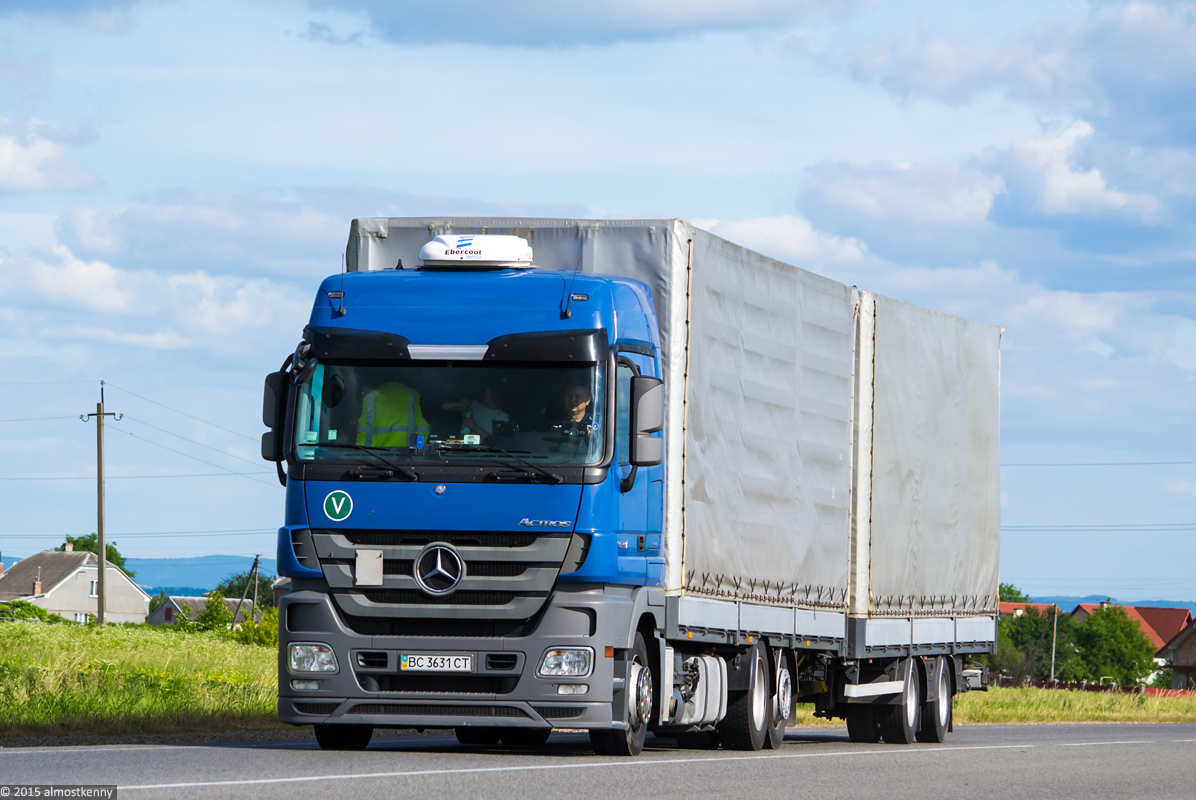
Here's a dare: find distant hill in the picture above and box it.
[126,555,278,593]
[1033,595,1196,614]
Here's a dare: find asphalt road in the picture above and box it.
[2,723,1194,800]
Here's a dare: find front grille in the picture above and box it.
[339,613,537,638]
[350,704,527,717]
[486,654,518,671]
[363,590,520,606]
[294,702,339,715]
[535,706,585,719]
[340,530,556,548]
[383,560,530,578]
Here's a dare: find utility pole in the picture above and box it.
[234,554,260,626]
[1049,606,1059,681]
[81,381,120,625]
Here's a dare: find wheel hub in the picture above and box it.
[628,663,652,726]
[775,666,792,721]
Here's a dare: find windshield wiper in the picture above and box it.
[316,443,419,481]
[436,444,564,485]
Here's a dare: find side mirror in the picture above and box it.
[261,371,289,462]
[629,376,664,467]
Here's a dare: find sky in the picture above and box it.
[1,0,1194,601]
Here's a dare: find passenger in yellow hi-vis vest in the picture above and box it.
[356,381,431,447]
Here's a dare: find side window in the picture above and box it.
[616,364,633,467]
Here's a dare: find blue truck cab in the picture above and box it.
[263,234,669,752]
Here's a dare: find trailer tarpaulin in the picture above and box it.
[679,229,855,609]
[863,294,1001,616]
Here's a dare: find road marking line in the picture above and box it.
[118,744,1033,791]
[0,745,207,755]
[1058,741,1149,747]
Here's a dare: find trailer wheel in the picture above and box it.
[764,649,793,750]
[313,723,373,751]
[499,728,552,747]
[455,727,501,746]
[879,662,920,745]
[845,704,882,743]
[916,657,951,743]
[589,632,652,757]
[716,641,768,751]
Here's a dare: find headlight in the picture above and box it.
[538,647,594,677]
[289,643,338,673]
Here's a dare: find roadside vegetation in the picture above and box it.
[0,613,281,736]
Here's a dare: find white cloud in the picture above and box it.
[305,0,858,47]
[30,246,130,312]
[991,121,1160,219]
[848,25,1088,107]
[0,120,93,193]
[696,215,866,264]
[10,244,310,356]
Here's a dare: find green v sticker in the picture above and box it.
[324,490,353,521]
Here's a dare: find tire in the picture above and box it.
[845,704,882,743]
[716,641,768,751]
[589,632,652,757]
[916,657,952,743]
[764,649,793,750]
[455,727,501,746]
[879,661,920,745]
[313,723,373,751]
[674,730,720,749]
[499,728,552,747]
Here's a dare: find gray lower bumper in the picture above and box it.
[278,583,639,730]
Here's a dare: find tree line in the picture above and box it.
[991,583,1163,687]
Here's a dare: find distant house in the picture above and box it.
[272,576,290,605]
[146,595,258,626]
[0,548,150,624]
[1071,602,1193,651]
[1159,619,1196,690]
[999,602,1061,618]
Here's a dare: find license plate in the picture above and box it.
[400,654,473,672]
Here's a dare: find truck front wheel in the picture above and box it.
[590,632,652,756]
[313,723,373,751]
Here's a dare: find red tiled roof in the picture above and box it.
[999,602,1060,616]
[1071,603,1193,651]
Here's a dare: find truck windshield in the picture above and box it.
[290,361,605,466]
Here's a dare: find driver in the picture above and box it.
[557,383,594,436]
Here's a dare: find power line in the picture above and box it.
[0,416,80,422]
[0,380,99,386]
[108,427,277,488]
[122,415,263,468]
[0,528,275,540]
[105,383,257,442]
[1003,461,1196,467]
[0,472,275,481]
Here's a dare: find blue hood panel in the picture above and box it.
[302,480,584,532]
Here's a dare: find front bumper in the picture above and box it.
[278,583,636,730]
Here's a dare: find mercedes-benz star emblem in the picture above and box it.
[414,544,465,595]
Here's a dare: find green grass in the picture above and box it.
[952,686,1196,724]
[4,624,1195,737]
[0,622,281,737]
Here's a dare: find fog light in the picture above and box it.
[538,647,594,677]
[291,679,319,690]
[557,684,589,695]
[289,643,338,673]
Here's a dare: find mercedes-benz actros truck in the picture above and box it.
[263,218,999,755]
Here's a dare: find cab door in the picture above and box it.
[614,352,663,582]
